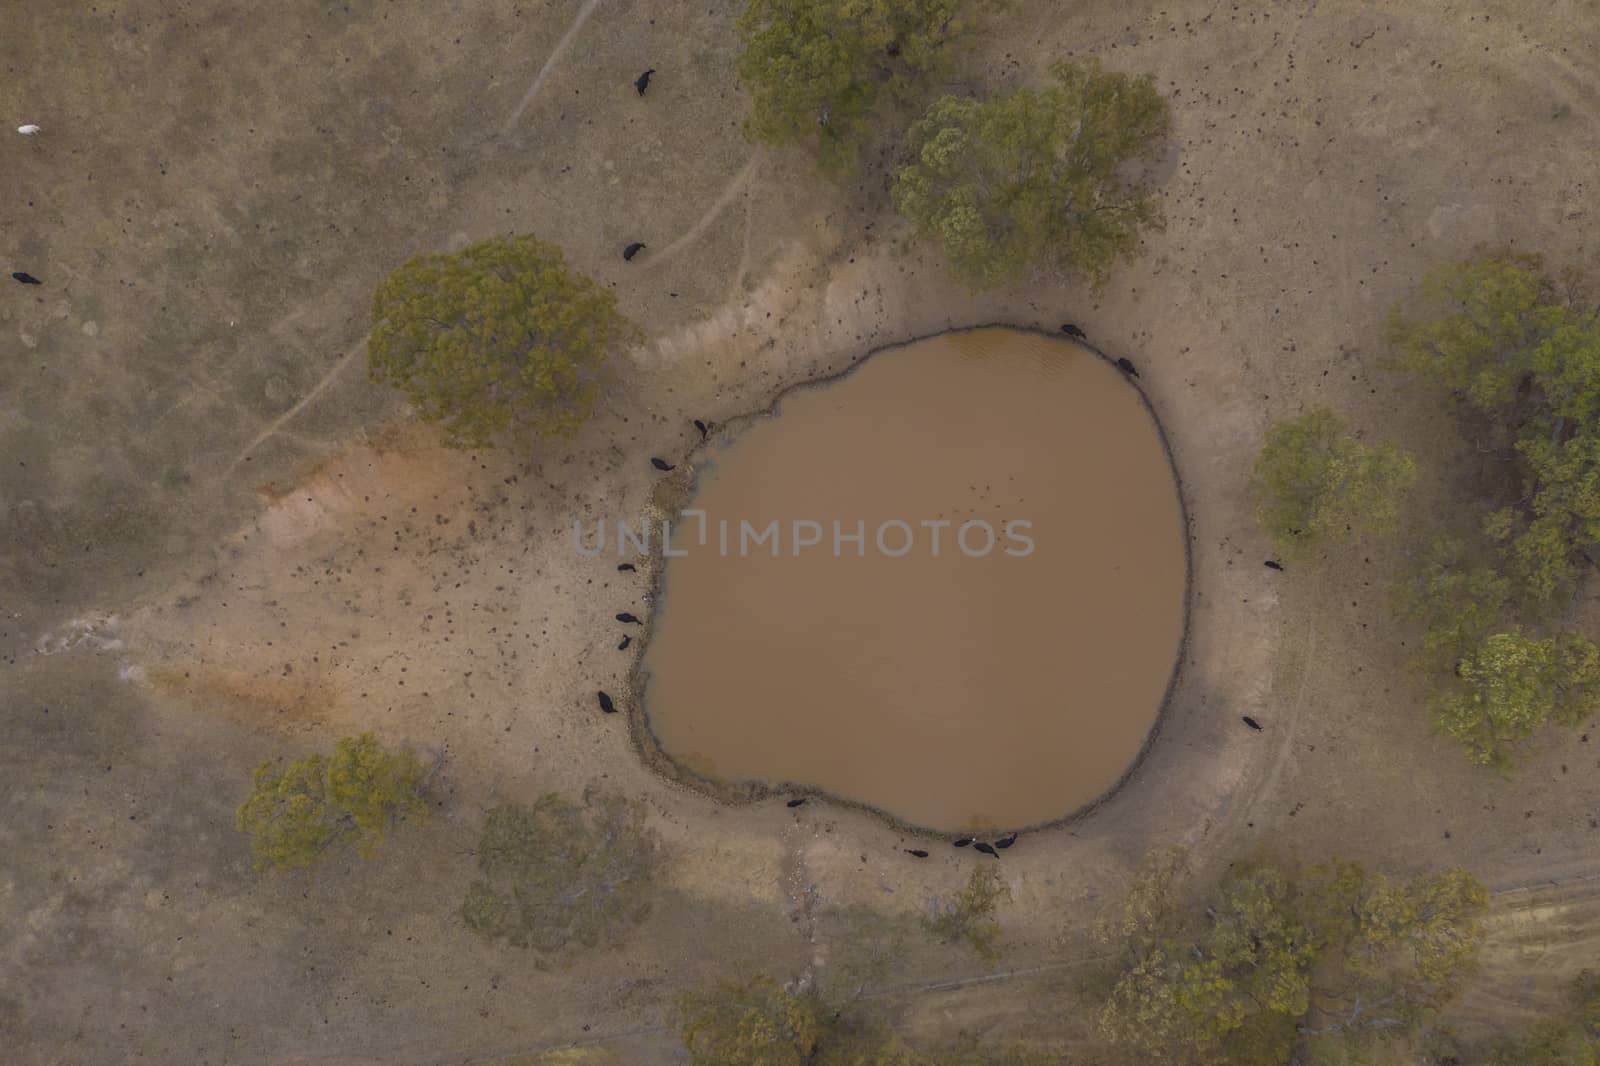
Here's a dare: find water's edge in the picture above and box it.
[619,323,1196,838]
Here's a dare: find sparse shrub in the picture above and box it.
[1479,1020,1597,1066]
[676,973,822,1066]
[674,969,1064,1065]
[235,733,429,872]
[816,907,911,1010]
[924,865,1010,960]
[1464,971,1600,1065]
[1298,1035,1408,1065]
[461,789,658,955]
[1576,970,1600,1037]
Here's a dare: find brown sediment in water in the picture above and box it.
[626,326,1190,834]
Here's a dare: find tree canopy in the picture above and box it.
[891,59,1170,288]
[1487,428,1600,607]
[736,0,977,175]
[677,974,823,1066]
[1251,407,1417,553]
[1397,545,1600,769]
[1380,255,1600,765]
[235,734,430,872]
[1394,536,1512,661]
[1387,252,1560,410]
[461,789,658,955]
[1390,253,1600,610]
[1094,849,1487,1066]
[368,235,636,448]
[1432,629,1600,768]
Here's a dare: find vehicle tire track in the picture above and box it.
[415,867,1600,1065]
[433,955,1108,1066]
[641,154,761,270]
[501,0,606,134]
[221,331,369,478]
[225,0,605,473]
[1239,616,1315,828]
[725,159,761,300]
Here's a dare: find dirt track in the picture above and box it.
[6,1,1600,1062]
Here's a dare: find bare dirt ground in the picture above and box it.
[6,0,1600,1062]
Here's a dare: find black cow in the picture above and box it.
[1242,715,1264,731]
[905,848,929,858]
[994,834,1018,849]
[597,691,617,713]
[623,241,647,261]
[634,69,655,96]
[11,272,41,285]
[650,457,675,471]
[974,842,999,857]
[618,563,637,572]
[693,419,709,439]
[1116,357,1140,378]
[617,612,642,624]
[1264,560,1284,571]
[617,635,631,650]
[786,797,806,808]
[1061,323,1086,339]
[953,837,973,848]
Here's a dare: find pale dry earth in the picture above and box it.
[4,1,1600,1063]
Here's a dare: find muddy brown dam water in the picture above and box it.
[638,327,1187,831]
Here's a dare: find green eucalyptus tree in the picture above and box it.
[368,236,637,448]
